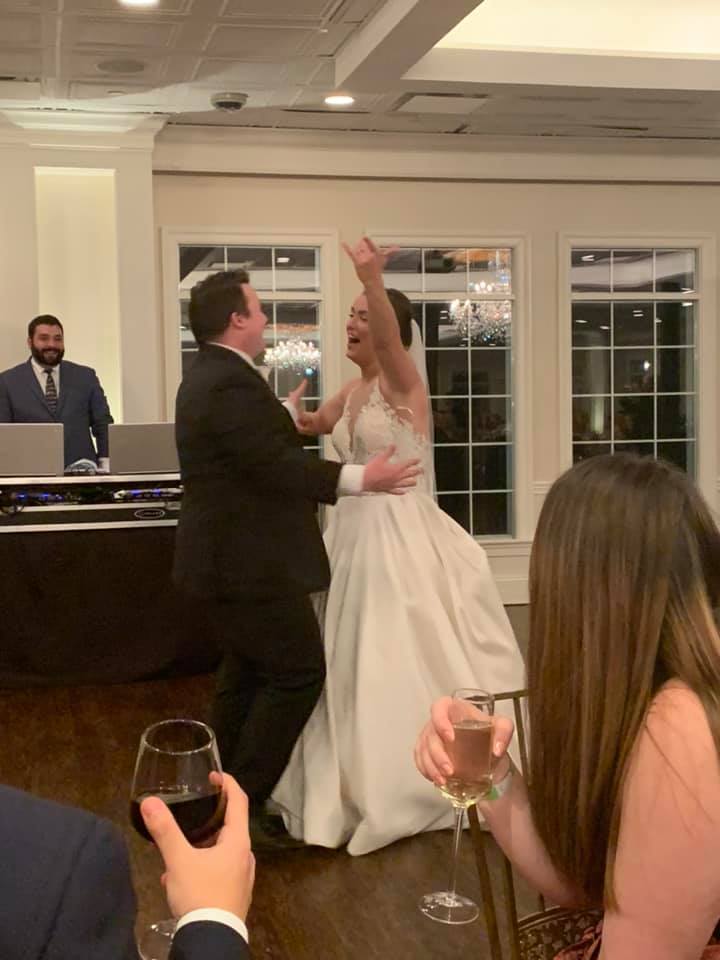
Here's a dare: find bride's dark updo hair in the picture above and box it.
[386,288,414,348]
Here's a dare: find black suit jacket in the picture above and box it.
[0,358,113,465]
[173,343,342,600]
[0,784,249,960]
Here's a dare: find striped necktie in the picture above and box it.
[43,367,58,413]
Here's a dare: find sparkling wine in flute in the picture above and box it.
[438,717,493,808]
[130,786,226,845]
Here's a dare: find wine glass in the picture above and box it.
[419,688,495,924]
[130,719,226,960]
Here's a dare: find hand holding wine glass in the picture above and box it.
[416,689,501,925]
[141,771,255,921]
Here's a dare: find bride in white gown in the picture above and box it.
[272,238,525,855]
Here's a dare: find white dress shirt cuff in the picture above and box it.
[175,908,248,943]
[282,399,299,425]
[337,464,365,496]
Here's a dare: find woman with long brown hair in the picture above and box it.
[416,453,720,957]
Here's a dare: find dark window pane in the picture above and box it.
[472,398,510,442]
[612,249,653,292]
[572,350,610,395]
[427,350,468,395]
[276,366,320,399]
[658,441,695,475]
[383,248,423,293]
[573,443,612,462]
[274,247,319,291]
[613,303,654,346]
[472,493,510,536]
[226,246,273,291]
[433,397,470,443]
[571,250,611,293]
[275,301,320,337]
[614,397,654,440]
[657,348,694,393]
[471,350,510,395]
[655,249,696,293]
[425,302,462,347]
[657,396,694,440]
[573,397,611,441]
[469,248,512,295]
[572,302,610,347]
[613,442,655,457]
[179,245,224,282]
[449,300,511,347]
[424,248,466,292]
[435,446,469,492]
[472,445,510,490]
[656,302,695,345]
[614,349,654,394]
[438,494,470,531]
[180,300,191,332]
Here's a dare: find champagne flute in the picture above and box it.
[419,688,495,925]
[130,719,226,960]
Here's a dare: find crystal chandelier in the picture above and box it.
[264,339,321,374]
[449,299,512,345]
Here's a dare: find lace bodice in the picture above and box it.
[331,381,432,494]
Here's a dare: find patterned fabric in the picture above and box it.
[43,367,58,413]
[555,921,720,958]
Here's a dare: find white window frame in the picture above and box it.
[160,227,342,420]
[558,233,718,511]
[369,231,533,550]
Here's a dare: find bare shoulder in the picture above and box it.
[340,378,362,400]
[646,682,714,752]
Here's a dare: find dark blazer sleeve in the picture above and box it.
[211,379,342,504]
[87,368,114,458]
[43,816,139,960]
[170,921,251,960]
[0,374,12,421]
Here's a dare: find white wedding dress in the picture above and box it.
[272,380,525,855]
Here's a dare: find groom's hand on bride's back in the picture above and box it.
[362,445,421,495]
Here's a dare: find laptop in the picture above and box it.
[0,423,65,477]
[108,422,179,475]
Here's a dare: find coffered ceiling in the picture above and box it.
[2,0,720,142]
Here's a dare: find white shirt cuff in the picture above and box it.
[175,908,248,943]
[337,464,365,496]
[282,399,299,425]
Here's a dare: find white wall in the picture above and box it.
[35,167,123,420]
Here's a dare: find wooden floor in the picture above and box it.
[0,604,532,959]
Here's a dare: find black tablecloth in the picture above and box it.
[0,527,218,687]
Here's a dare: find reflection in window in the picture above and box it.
[384,245,515,536]
[178,243,322,456]
[570,246,697,476]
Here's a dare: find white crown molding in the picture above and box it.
[153,125,720,183]
[0,112,167,151]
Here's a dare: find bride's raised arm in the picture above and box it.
[343,237,422,397]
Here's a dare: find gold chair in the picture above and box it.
[467,690,602,960]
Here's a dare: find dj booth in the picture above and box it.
[0,423,218,688]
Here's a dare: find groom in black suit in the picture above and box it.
[173,269,418,842]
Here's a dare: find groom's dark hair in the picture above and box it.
[386,288,414,348]
[189,269,251,343]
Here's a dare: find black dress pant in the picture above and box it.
[209,592,325,807]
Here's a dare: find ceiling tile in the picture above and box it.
[0,14,41,45]
[0,49,42,75]
[205,24,312,59]
[193,58,285,85]
[221,0,331,18]
[73,18,178,48]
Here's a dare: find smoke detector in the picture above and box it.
[211,92,248,112]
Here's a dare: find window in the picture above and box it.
[177,243,323,455]
[570,247,697,475]
[383,246,515,536]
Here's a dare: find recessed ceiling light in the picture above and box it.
[580,254,595,262]
[276,257,290,264]
[118,0,160,7]
[324,94,355,107]
[682,301,693,307]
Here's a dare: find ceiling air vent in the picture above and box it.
[392,93,489,116]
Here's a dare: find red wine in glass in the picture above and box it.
[130,787,227,845]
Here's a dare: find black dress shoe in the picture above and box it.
[249,812,306,851]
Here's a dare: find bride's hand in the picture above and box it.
[414,697,515,787]
[342,236,397,286]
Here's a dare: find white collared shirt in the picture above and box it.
[31,357,60,397]
[207,342,364,495]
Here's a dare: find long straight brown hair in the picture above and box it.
[527,453,720,906]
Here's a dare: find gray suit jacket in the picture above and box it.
[0,358,113,466]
